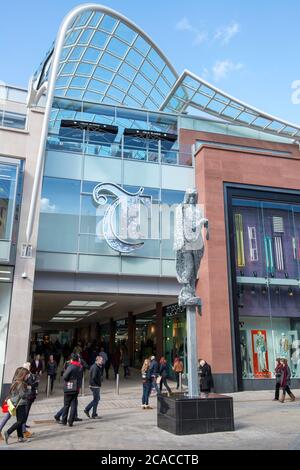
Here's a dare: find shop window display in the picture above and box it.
[231,193,300,380]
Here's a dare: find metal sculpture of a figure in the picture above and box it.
[174,189,209,307]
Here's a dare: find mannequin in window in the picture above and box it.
[279,333,289,359]
[256,331,267,372]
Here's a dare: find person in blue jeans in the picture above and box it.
[84,356,104,419]
[141,359,152,409]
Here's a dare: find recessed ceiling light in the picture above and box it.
[51,317,78,321]
[58,310,90,316]
[67,301,107,308]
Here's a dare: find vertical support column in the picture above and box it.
[156,302,164,359]
[186,305,199,397]
[127,312,136,366]
[109,318,116,354]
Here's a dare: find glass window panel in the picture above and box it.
[82,47,101,63]
[156,76,171,96]
[99,15,117,32]
[60,46,72,61]
[134,36,151,55]
[60,62,78,75]
[122,95,143,110]
[148,49,165,71]
[75,10,92,27]
[83,91,103,103]
[235,111,256,124]
[126,49,144,69]
[162,67,177,86]
[206,99,227,113]
[115,23,137,44]
[141,61,159,83]
[144,98,158,111]
[99,52,120,71]
[65,29,81,46]
[0,163,17,240]
[112,75,130,92]
[106,86,125,102]
[252,117,272,128]
[78,28,94,45]
[88,79,108,94]
[135,73,152,94]
[56,76,71,88]
[70,76,89,89]
[190,92,210,108]
[90,30,108,49]
[128,84,146,104]
[65,89,84,99]
[0,283,12,393]
[222,105,245,119]
[107,37,129,58]
[182,76,200,90]
[88,12,103,27]
[69,46,85,61]
[119,62,136,81]
[93,66,114,82]
[76,62,95,76]
[149,87,164,106]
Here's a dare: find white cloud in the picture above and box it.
[193,32,208,46]
[175,17,207,46]
[40,198,56,213]
[212,60,243,81]
[215,22,240,45]
[176,17,193,32]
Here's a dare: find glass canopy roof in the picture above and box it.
[31,4,300,141]
[160,71,300,140]
[33,8,177,112]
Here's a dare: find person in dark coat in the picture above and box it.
[198,359,214,398]
[84,356,104,419]
[46,355,58,394]
[149,355,159,393]
[279,358,295,402]
[111,348,121,379]
[61,353,83,426]
[159,357,172,396]
[273,358,283,401]
[30,354,43,376]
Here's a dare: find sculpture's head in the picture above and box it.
[183,188,198,205]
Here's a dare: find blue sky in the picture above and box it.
[1,0,300,124]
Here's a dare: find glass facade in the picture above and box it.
[36,98,194,276]
[229,188,300,382]
[0,159,20,262]
[0,267,13,393]
[163,304,187,375]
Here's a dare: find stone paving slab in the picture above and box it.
[1,376,300,450]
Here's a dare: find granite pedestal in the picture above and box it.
[157,393,234,435]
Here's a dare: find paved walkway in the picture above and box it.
[2,372,300,450]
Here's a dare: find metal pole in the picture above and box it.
[46,375,50,398]
[116,373,120,395]
[186,305,199,397]
[81,372,85,397]
[179,372,183,392]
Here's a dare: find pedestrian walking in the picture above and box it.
[4,367,30,444]
[172,355,184,390]
[0,366,25,441]
[84,356,104,419]
[111,348,121,379]
[60,353,83,426]
[273,358,282,401]
[159,357,172,396]
[121,347,130,378]
[279,358,295,402]
[198,358,214,398]
[149,355,159,394]
[141,359,152,409]
[46,355,58,394]
[22,362,38,439]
